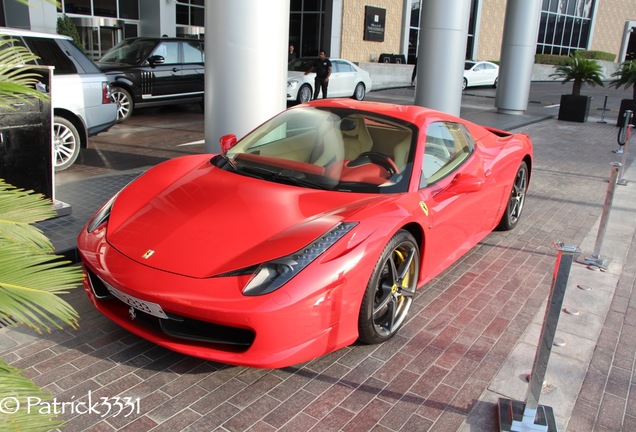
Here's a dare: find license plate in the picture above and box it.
[104,282,168,319]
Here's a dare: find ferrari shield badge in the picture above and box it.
[419,201,429,216]
[142,249,155,259]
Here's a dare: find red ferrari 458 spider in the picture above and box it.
[78,99,533,368]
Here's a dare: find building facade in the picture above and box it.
[1,0,634,62]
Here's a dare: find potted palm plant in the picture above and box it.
[550,52,604,122]
[609,60,636,126]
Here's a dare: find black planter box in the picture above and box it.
[558,94,591,123]
[616,99,636,127]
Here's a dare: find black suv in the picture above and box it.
[97,37,205,122]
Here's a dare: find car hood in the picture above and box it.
[106,155,382,278]
[288,71,311,80]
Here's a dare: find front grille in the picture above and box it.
[84,267,255,351]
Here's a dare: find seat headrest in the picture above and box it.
[340,118,357,132]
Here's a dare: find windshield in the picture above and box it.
[99,39,158,66]
[288,57,316,72]
[215,106,416,194]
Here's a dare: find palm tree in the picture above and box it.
[1,2,83,429]
[609,60,636,100]
[550,51,604,96]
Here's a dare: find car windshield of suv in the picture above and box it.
[99,39,158,66]
[215,106,416,194]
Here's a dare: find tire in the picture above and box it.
[297,84,312,103]
[352,82,366,101]
[493,77,498,88]
[53,116,80,171]
[496,161,529,231]
[111,87,133,122]
[358,230,419,344]
[462,78,468,91]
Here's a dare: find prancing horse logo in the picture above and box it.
[129,306,136,321]
[142,249,155,259]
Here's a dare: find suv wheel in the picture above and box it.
[112,87,133,122]
[53,116,80,171]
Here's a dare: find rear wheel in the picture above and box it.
[297,84,312,103]
[352,82,366,100]
[358,230,419,344]
[112,87,132,122]
[496,161,529,231]
[53,116,80,171]
[462,78,468,91]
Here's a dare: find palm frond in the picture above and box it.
[0,180,57,251]
[0,242,82,332]
[0,360,63,432]
[0,40,49,109]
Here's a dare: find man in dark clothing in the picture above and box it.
[288,44,297,63]
[305,50,332,100]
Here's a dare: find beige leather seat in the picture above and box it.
[340,116,373,160]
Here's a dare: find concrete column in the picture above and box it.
[204,0,289,153]
[414,0,471,116]
[495,0,542,115]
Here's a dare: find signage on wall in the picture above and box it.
[364,6,385,42]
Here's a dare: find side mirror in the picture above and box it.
[436,172,484,199]
[219,134,237,154]
[147,55,165,65]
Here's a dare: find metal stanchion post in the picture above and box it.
[498,243,579,432]
[617,111,632,186]
[597,95,608,124]
[583,162,621,268]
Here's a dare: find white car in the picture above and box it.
[1,28,117,171]
[287,57,372,103]
[463,61,499,90]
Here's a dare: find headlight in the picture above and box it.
[242,222,357,296]
[87,194,117,233]
[287,80,298,89]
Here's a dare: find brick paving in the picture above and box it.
[569,226,636,431]
[2,87,635,431]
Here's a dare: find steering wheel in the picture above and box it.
[349,151,400,176]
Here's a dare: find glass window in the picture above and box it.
[119,0,139,20]
[183,41,204,63]
[421,122,474,187]
[93,0,116,17]
[63,0,91,15]
[537,0,596,55]
[191,7,204,26]
[176,4,189,25]
[22,37,77,75]
[151,42,179,64]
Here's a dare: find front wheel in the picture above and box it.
[111,87,133,122]
[297,84,312,103]
[53,116,81,171]
[358,230,419,344]
[496,161,529,231]
[352,82,366,101]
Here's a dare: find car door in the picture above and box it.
[180,40,205,97]
[326,60,342,96]
[417,121,498,278]
[143,41,182,99]
[331,60,356,97]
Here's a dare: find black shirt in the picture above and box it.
[312,58,332,79]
